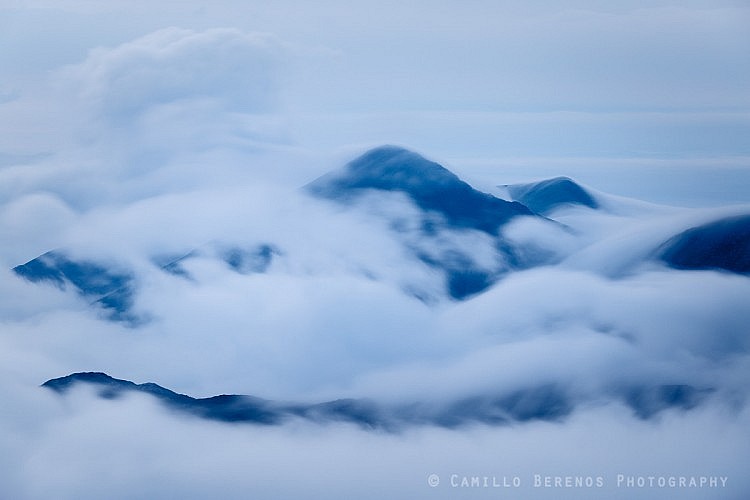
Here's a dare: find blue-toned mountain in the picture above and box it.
[308,145,533,234]
[658,214,750,275]
[43,372,711,429]
[506,176,599,215]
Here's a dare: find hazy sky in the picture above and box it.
[2,1,749,206]
[2,1,748,154]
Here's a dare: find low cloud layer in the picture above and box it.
[0,385,748,499]
[2,141,749,498]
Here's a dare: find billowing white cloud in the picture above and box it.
[63,27,281,120]
[3,165,749,500]
[0,26,301,219]
[0,192,77,266]
[0,384,747,499]
[56,27,290,170]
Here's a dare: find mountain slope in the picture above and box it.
[12,147,544,313]
[12,251,136,322]
[43,372,712,429]
[307,146,546,299]
[506,176,599,215]
[12,242,280,324]
[658,214,750,274]
[307,145,533,234]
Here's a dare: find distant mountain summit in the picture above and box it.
[307,146,548,299]
[506,176,599,215]
[43,371,710,429]
[658,214,750,274]
[307,145,533,234]
[12,243,279,325]
[12,251,136,323]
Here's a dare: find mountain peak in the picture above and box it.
[342,145,462,191]
[506,176,599,215]
[658,214,750,274]
[307,145,533,234]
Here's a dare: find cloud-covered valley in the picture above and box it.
[1,12,749,499]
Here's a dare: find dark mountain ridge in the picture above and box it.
[505,176,599,215]
[307,145,534,234]
[43,372,711,430]
[658,214,750,274]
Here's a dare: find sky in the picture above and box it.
[1,0,749,206]
[1,2,749,499]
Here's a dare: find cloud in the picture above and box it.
[2,148,750,498]
[0,192,77,266]
[3,4,749,198]
[0,26,301,219]
[0,385,748,499]
[62,27,281,119]
[56,27,291,176]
